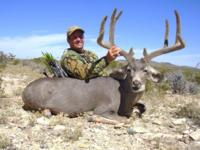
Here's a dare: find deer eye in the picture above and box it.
[127,68,131,72]
[126,66,132,72]
[143,68,148,73]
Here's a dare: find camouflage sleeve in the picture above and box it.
[88,56,109,78]
[60,50,109,80]
[61,50,89,79]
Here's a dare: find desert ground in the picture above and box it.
[0,62,200,150]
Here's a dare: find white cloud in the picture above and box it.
[0,34,198,67]
[0,34,66,58]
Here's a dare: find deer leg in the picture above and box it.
[88,113,130,125]
[133,103,146,118]
[101,112,130,124]
[88,115,120,125]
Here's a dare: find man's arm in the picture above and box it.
[61,45,121,80]
[60,50,109,80]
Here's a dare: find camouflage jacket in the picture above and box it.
[60,49,109,80]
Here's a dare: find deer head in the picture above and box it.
[97,9,185,93]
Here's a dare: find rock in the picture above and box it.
[189,129,200,141]
[187,142,200,150]
[54,125,66,131]
[152,119,162,125]
[131,126,149,133]
[53,125,66,136]
[36,117,49,126]
[127,128,136,135]
[172,118,186,125]
[42,109,52,118]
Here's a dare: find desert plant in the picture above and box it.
[42,52,68,77]
[145,79,170,97]
[157,65,172,75]
[182,68,194,81]
[0,133,11,149]
[12,59,21,65]
[63,124,83,142]
[166,71,199,94]
[166,71,187,94]
[175,101,200,125]
[0,51,15,63]
[186,82,199,94]
[194,71,200,85]
[0,51,16,72]
[0,77,4,97]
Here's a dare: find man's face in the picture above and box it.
[68,30,84,52]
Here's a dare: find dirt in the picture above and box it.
[0,64,200,150]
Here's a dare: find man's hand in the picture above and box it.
[106,46,121,63]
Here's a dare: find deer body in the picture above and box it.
[23,75,144,120]
[23,77,120,115]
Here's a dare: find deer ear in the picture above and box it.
[149,73,163,83]
[109,65,128,80]
[146,66,163,83]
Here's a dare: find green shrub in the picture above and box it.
[182,68,194,81]
[12,59,21,65]
[157,66,172,75]
[145,80,170,96]
[194,71,200,85]
[0,63,6,72]
[0,77,4,97]
[31,57,44,64]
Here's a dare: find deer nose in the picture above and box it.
[132,80,141,90]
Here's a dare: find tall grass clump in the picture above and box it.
[0,133,11,149]
[0,77,4,97]
[175,101,200,126]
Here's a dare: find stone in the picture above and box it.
[172,118,186,125]
[189,130,200,141]
[36,117,49,126]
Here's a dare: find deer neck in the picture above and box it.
[118,79,144,117]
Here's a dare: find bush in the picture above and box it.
[31,57,44,64]
[0,77,4,97]
[0,51,16,72]
[182,68,194,81]
[0,133,11,149]
[194,71,200,85]
[0,51,15,63]
[145,79,170,96]
[157,65,172,75]
[167,71,186,94]
[175,101,200,125]
[166,71,199,94]
[12,59,21,65]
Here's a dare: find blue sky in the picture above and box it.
[0,0,199,67]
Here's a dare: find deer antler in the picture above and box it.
[143,10,186,62]
[97,8,134,65]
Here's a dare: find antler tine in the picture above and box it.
[144,10,186,62]
[120,48,135,67]
[164,20,169,48]
[175,10,181,43]
[109,8,123,45]
[97,16,111,49]
[108,9,134,63]
[97,9,135,64]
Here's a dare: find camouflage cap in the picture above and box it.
[67,26,85,37]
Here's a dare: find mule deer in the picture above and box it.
[22,9,185,124]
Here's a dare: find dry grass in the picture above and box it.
[0,133,11,149]
[175,100,200,126]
